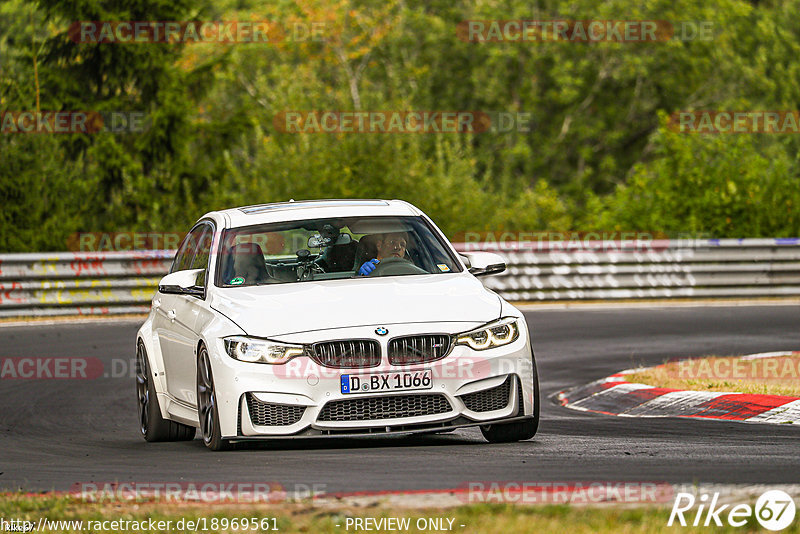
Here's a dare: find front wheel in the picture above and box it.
[481,352,540,443]
[196,345,231,451]
[136,341,195,442]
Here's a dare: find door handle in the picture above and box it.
[153,298,161,309]
[167,309,176,321]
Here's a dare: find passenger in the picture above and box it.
[357,232,408,276]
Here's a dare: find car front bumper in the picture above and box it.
[208,321,536,438]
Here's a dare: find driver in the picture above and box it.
[358,232,408,276]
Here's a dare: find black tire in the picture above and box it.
[196,345,232,451]
[481,351,540,443]
[136,341,196,442]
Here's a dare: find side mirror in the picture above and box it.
[460,252,506,277]
[158,268,205,297]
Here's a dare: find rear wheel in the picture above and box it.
[481,351,540,443]
[197,345,231,451]
[136,341,196,442]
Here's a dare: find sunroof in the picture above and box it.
[239,200,389,215]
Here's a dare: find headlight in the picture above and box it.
[223,336,304,364]
[455,317,520,350]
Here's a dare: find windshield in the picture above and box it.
[214,215,462,287]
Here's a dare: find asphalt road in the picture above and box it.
[1,305,798,493]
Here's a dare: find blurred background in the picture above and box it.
[2,0,800,252]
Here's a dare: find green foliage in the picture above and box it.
[0,136,91,251]
[1,0,799,251]
[595,113,800,237]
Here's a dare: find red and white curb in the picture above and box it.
[555,352,800,425]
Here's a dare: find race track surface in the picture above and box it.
[1,305,798,493]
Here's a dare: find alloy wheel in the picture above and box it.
[135,343,149,435]
[196,348,216,445]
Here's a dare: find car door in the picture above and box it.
[167,225,215,404]
[153,224,209,404]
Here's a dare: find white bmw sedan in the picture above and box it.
[136,199,539,450]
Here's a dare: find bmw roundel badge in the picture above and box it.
[375,327,388,336]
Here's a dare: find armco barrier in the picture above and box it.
[0,239,798,317]
[453,237,800,301]
[0,251,173,317]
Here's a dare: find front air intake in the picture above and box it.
[459,376,514,412]
[318,394,452,422]
[246,394,306,426]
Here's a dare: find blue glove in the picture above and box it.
[358,259,379,276]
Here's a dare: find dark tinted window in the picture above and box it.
[190,226,213,285]
[214,215,462,287]
[171,225,206,273]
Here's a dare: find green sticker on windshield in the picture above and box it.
[230,277,245,285]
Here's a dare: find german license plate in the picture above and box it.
[340,369,432,394]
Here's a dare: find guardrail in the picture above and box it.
[0,251,173,317]
[0,238,798,317]
[453,238,800,301]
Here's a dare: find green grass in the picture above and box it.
[626,355,800,397]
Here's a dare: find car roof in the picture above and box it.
[201,199,424,229]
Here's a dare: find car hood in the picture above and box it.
[209,274,501,337]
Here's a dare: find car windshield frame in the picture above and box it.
[213,215,463,288]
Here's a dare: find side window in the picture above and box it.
[171,225,205,273]
[190,227,213,286]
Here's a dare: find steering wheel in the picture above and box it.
[369,256,428,277]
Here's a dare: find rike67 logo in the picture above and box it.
[669,490,796,531]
